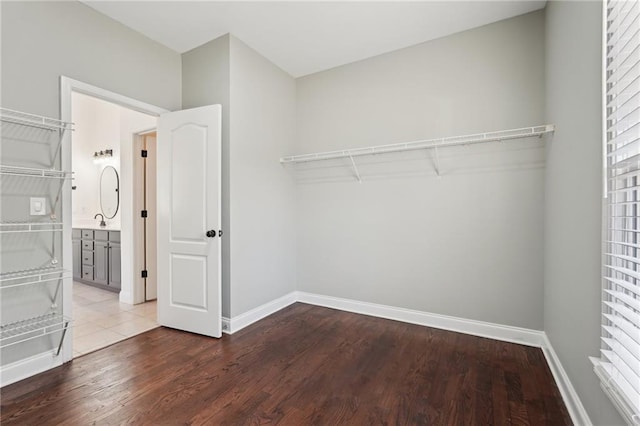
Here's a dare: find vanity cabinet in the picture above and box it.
[109,243,121,288]
[73,228,121,292]
[72,229,82,280]
[94,240,109,286]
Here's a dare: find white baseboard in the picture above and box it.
[0,351,62,387]
[297,291,545,347]
[222,291,297,334]
[119,290,133,305]
[541,334,593,426]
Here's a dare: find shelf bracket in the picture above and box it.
[51,277,63,306]
[55,321,70,356]
[50,129,67,168]
[348,154,362,183]
[432,146,441,178]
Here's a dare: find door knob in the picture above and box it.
[206,230,216,238]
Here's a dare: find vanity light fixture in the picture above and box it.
[93,149,113,163]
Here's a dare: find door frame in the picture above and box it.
[133,128,158,304]
[60,77,169,362]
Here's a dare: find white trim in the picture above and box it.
[222,290,547,347]
[601,0,608,199]
[297,291,545,347]
[222,292,297,334]
[541,334,593,426]
[118,289,133,305]
[60,77,169,117]
[0,351,61,387]
[591,357,639,426]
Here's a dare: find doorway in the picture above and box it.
[61,77,223,361]
[64,80,165,358]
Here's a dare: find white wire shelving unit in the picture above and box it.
[0,313,71,355]
[0,266,70,290]
[280,125,555,181]
[0,107,74,373]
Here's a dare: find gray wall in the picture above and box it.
[294,11,546,329]
[182,35,297,318]
[544,2,624,424]
[1,1,181,117]
[228,36,297,316]
[182,34,232,318]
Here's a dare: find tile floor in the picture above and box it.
[72,282,158,357]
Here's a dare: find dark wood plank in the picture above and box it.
[0,303,572,425]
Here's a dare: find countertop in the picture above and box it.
[73,223,121,231]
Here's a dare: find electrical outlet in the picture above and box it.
[30,197,46,215]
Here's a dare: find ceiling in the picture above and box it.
[83,1,546,78]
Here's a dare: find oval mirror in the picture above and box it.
[100,166,119,219]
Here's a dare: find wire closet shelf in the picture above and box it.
[280,124,555,164]
[0,108,74,132]
[0,222,64,234]
[0,313,71,355]
[0,165,73,180]
[0,266,70,289]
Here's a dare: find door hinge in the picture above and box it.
[141,270,148,278]
[141,150,148,158]
[141,210,148,218]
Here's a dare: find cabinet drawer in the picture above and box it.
[82,266,94,281]
[109,231,120,243]
[82,250,94,266]
[94,230,108,241]
[72,229,81,239]
[82,240,93,250]
[81,229,93,239]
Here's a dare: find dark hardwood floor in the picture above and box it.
[1,303,571,425]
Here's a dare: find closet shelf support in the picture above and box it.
[348,155,362,183]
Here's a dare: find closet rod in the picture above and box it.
[280,124,555,164]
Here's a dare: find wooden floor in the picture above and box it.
[1,303,571,425]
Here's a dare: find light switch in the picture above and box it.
[30,197,46,215]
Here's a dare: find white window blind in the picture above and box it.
[598,0,640,424]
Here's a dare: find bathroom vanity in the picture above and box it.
[72,227,121,292]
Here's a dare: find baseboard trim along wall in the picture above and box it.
[296,291,545,347]
[541,334,593,426]
[0,351,62,387]
[222,291,298,334]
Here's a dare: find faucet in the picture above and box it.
[94,213,106,227]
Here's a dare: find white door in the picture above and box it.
[157,105,222,338]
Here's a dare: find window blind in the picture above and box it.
[599,0,640,424]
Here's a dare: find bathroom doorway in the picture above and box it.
[69,91,159,357]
